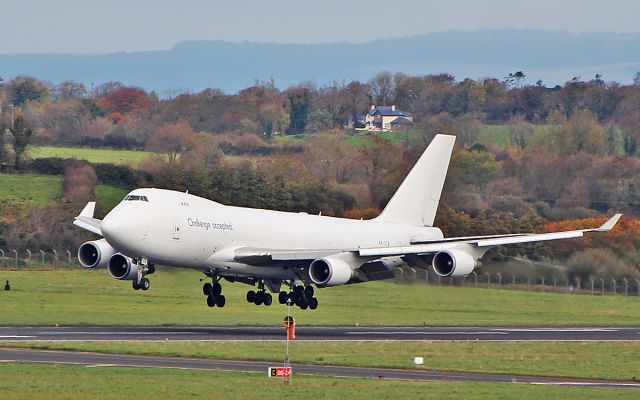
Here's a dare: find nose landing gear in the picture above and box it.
[132,261,154,291]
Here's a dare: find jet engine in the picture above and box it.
[78,239,116,268]
[107,253,140,280]
[309,257,355,287]
[432,250,477,277]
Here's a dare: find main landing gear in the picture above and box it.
[279,284,318,310]
[132,262,154,291]
[246,280,273,306]
[203,277,226,308]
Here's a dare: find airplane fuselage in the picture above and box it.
[100,188,444,279]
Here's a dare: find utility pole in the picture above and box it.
[9,105,14,130]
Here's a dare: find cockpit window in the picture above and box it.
[124,195,149,202]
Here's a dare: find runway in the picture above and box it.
[1,326,640,342]
[1,347,638,388]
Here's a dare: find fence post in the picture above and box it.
[553,279,557,289]
[527,278,531,291]
[600,278,605,295]
[411,268,417,280]
[26,249,32,269]
[590,279,595,295]
[611,279,616,296]
[12,249,18,268]
[66,250,72,267]
[636,279,640,297]
[52,250,59,268]
[484,272,491,288]
[512,275,516,288]
[472,271,477,287]
[40,250,45,266]
[541,277,545,293]
[0,249,4,268]
[623,278,628,296]
[497,273,502,290]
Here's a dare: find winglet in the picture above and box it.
[78,202,96,218]
[596,213,622,232]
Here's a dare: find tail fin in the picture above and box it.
[376,134,456,226]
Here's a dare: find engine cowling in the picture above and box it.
[432,250,477,277]
[309,257,355,287]
[107,253,140,280]
[78,239,116,268]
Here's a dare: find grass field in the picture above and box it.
[0,174,63,207]
[0,269,638,326]
[0,363,637,400]
[0,173,128,212]
[30,146,153,165]
[5,341,638,381]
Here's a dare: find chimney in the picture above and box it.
[391,105,396,112]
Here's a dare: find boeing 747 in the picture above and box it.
[73,134,621,310]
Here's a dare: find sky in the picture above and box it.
[2,0,640,54]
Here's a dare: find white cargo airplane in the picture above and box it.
[74,134,621,310]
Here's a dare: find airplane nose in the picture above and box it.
[100,211,125,242]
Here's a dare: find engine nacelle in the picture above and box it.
[432,250,477,277]
[309,257,355,287]
[107,253,140,280]
[78,239,116,268]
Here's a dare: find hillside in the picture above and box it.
[2,30,640,92]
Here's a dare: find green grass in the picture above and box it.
[95,184,128,213]
[0,173,127,212]
[5,341,638,381]
[0,174,63,207]
[0,269,639,326]
[30,146,153,165]
[476,125,553,148]
[0,363,636,400]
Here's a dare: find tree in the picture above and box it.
[287,87,310,134]
[504,71,526,88]
[368,71,395,105]
[146,122,198,162]
[8,76,48,106]
[10,116,34,170]
[54,81,87,100]
[96,87,149,121]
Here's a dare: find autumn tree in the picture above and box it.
[555,109,607,155]
[146,122,198,162]
[96,87,149,122]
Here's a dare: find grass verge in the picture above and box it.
[30,146,153,165]
[0,363,637,400]
[2,341,638,381]
[0,269,639,326]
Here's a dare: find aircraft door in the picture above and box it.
[172,219,181,240]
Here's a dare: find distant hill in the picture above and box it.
[1,30,640,93]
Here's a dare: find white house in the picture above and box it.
[364,105,413,132]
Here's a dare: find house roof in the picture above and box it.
[390,116,413,125]
[368,106,411,117]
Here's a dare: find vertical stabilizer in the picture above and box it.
[376,134,455,226]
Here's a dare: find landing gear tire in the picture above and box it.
[203,282,212,296]
[304,285,314,298]
[309,297,319,310]
[264,293,273,306]
[216,294,226,308]
[132,280,141,290]
[254,291,264,306]
[247,290,256,303]
[212,282,222,296]
[140,278,150,291]
[278,291,288,304]
[207,294,216,307]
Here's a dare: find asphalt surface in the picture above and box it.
[1,326,640,342]
[1,347,638,388]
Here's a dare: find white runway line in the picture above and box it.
[346,331,507,335]
[0,336,35,338]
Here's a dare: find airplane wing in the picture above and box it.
[73,202,103,236]
[233,214,621,264]
[359,213,622,257]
